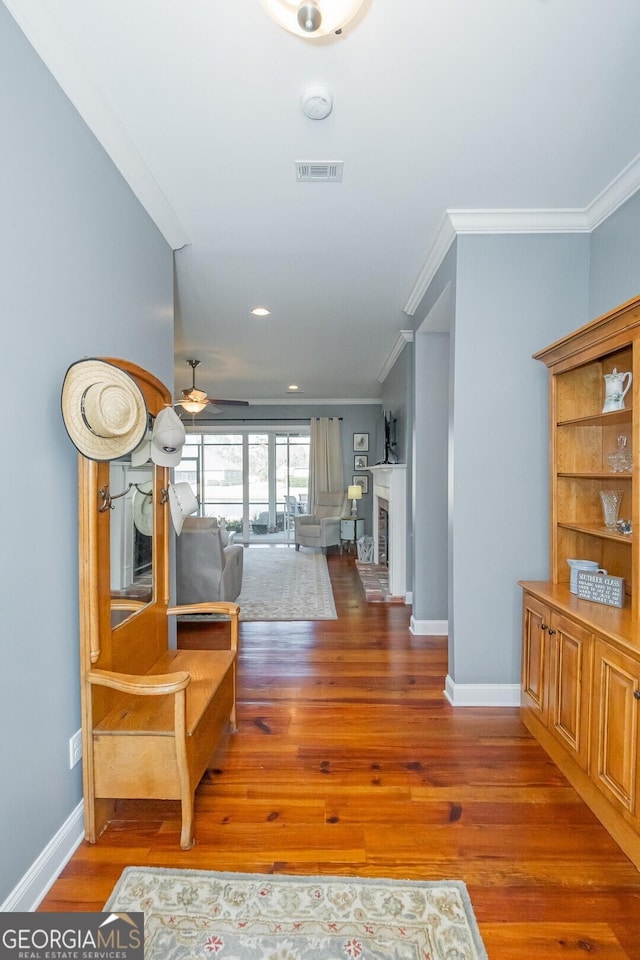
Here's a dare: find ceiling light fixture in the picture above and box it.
[251,307,271,316]
[288,384,299,391]
[180,398,208,414]
[258,0,364,38]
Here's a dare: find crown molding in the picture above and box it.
[377,330,414,383]
[586,151,640,229]
[403,215,457,316]
[404,151,640,316]
[447,207,591,235]
[4,0,190,251]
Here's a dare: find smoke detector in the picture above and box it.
[301,84,333,120]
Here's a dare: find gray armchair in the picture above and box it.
[176,516,244,603]
[294,491,348,553]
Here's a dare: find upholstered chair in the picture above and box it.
[294,491,348,553]
[176,516,244,603]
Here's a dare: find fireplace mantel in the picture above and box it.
[369,464,407,600]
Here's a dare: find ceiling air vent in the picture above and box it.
[296,161,344,182]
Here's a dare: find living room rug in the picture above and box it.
[234,547,337,621]
[105,867,488,960]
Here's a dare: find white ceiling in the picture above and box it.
[7,0,640,403]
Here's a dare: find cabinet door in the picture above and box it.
[521,594,549,723]
[591,639,640,819]
[547,613,592,770]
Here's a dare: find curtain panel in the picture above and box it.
[308,417,344,510]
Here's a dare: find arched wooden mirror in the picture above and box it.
[77,358,171,666]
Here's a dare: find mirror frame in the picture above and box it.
[77,358,172,666]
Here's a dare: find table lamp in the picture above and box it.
[348,484,362,516]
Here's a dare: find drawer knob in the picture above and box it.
[548,629,556,635]
[634,690,640,701]
[541,623,548,631]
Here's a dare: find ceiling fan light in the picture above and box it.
[180,398,208,414]
[184,387,207,403]
[258,0,364,38]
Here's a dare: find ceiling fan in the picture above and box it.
[176,359,249,414]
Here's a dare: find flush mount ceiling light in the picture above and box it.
[251,307,271,316]
[258,0,364,38]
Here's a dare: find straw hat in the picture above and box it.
[61,358,148,461]
[168,482,198,535]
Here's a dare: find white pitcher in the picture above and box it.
[567,559,607,594]
[602,368,632,413]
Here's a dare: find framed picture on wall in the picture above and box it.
[353,433,369,452]
[352,475,369,494]
[354,454,368,470]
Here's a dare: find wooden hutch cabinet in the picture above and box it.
[521,295,640,870]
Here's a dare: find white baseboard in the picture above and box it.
[1,801,85,912]
[444,675,521,707]
[405,591,413,605]
[410,616,448,636]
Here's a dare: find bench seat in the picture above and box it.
[94,649,236,737]
[89,630,238,849]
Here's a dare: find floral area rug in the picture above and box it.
[235,547,337,620]
[179,547,337,622]
[105,867,488,959]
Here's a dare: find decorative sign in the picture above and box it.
[576,570,625,608]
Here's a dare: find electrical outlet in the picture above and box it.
[69,729,82,769]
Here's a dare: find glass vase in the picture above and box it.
[600,489,624,528]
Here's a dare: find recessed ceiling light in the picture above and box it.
[288,384,299,391]
[251,307,271,317]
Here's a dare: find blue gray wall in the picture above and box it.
[412,332,449,623]
[450,233,590,685]
[406,245,457,620]
[590,191,640,317]
[0,4,174,906]
[380,348,412,465]
[393,233,592,683]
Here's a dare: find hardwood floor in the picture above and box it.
[40,554,640,958]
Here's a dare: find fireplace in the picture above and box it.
[378,497,389,567]
[369,464,407,600]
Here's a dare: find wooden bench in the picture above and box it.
[88,603,238,849]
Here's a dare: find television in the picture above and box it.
[378,409,397,464]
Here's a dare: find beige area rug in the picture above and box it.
[234,547,337,621]
[105,867,488,960]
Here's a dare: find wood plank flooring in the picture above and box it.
[39,553,640,958]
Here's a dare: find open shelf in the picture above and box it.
[557,471,632,480]
[557,410,632,429]
[557,521,633,544]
